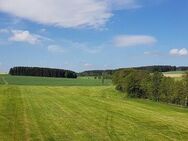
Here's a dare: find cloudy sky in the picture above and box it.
[0,0,188,72]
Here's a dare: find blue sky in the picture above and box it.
[0,0,188,72]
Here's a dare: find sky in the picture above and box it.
[0,0,188,72]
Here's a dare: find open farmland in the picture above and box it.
[0,74,112,86]
[0,77,188,140]
[1,0,188,140]
[163,71,186,80]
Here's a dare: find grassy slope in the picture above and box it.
[0,74,112,86]
[0,85,188,141]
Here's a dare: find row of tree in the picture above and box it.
[79,70,114,77]
[79,65,188,77]
[113,69,188,107]
[132,65,176,72]
[9,67,77,78]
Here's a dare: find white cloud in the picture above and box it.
[106,0,141,10]
[169,48,188,56]
[9,30,41,44]
[39,28,47,33]
[169,49,179,56]
[0,0,140,28]
[144,51,162,56]
[83,63,93,68]
[114,35,157,47]
[48,45,65,53]
[76,45,101,54]
[0,28,9,33]
[60,39,102,54]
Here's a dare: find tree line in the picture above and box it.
[113,69,188,107]
[9,67,77,78]
[79,65,188,77]
[79,70,114,77]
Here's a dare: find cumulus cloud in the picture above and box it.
[169,48,188,56]
[114,35,157,47]
[0,0,140,28]
[9,30,41,44]
[48,45,65,53]
[8,30,52,44]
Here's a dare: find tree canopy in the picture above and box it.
[9,67,77,78]
[113,69,188,107]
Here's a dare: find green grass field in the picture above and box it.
[0,74,112,86]
[0,75,188,141]
[163,71,186,75]
[0,86,188,141]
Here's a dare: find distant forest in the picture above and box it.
[9,67,77,78]
[8,65,188,78]
[79,65,188,76]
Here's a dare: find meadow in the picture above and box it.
[0,74,112,86]
[163,71,185,80]
[0,75,188,141]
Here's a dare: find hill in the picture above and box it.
[79,65,188,76]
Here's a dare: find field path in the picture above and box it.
[2,77,8,85]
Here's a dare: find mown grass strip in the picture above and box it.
[0,86,187,141]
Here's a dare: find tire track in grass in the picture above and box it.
[20,88,30,141]
[2,77,8,85]
[48,87,133,140]
[30,87,66,140]
[50,87,188,140]
[48,87,136,140]
[1,86,187,140]
[110,99,188,140]
[45,87,111,140]
[105,111,120,141]
[46,87,88,140]
[23,87,45,141]
[1,86,25,141]
[7,87,19,141]
[75,88,185,141]
[0,86,9,140]
[35,87,72,140]
[42,87,98,140]
[31,86,76,140]
[0,87,10,120]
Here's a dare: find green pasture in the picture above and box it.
[0,74,112,86]
[0,74,188,141]
[0,86,188,141]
